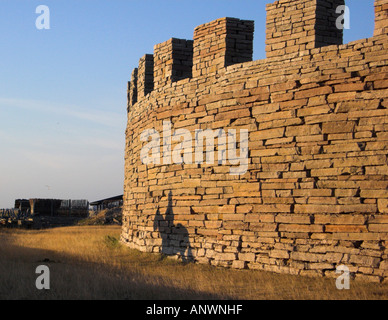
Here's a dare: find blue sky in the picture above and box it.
[0,1,376,208]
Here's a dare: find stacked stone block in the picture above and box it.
[137,54,154,100]
[375,0,388,36]
[127,67,138,110]
[266,0,344,58]
[122,0,388,282]
[154,38,193,90]
[193,17,254,77]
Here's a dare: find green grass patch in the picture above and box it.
[104,235,121,249]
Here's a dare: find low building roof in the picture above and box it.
[90,195,123,206]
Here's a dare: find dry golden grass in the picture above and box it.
[0,225,387,300]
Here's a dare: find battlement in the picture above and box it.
[138,54,154,100]
[375,0,388,36]
[127,67,138,111]
[192,17,254,77]
[266,0,345,57]
[128,17,253,107]
[127,0,387,109]
[154,38,193,90]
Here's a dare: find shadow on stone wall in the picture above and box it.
[154,191,193,263]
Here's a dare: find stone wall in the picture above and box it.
[121,0,388,282]
[266,0,345,57]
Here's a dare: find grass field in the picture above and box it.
[0,225,387,300]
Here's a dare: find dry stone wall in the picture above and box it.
[121,0,388,282]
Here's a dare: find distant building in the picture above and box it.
[14,199,30,212]
[14,198,89,218]
[90,195,123,212]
